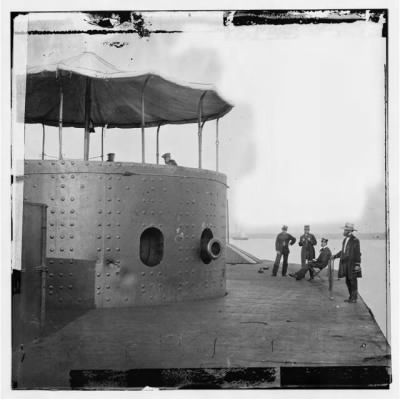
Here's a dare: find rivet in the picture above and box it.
[59,285,64,289]
[60,234,65,239]
[107,223,111,227]
[107,198,112,202]
[70,197,75,201]
[70,234,74,239]
[61,184,65,188]
[51,175,55,179]
[108,211,112,215]
[108,176,112,180]
[61,174,65,178]
[117,198,120,202]
[49,273,54,277]
[49,285,54,289]
[61,222,65,226]
[106,248,111,252]
[60,248,64,252]
[116,248,120,252]
[50,210,55,214]
[70,248,74,252]
[116,223,120,227]
[71,175,75,179]
[97,235,102,239]
[50,235,55,239]
[106,298,110,302]
[59,260,63,264]
[71,161,75,165]
[141,272,145,276]
[49,292,53,295]
[126,186,130,190]
[70,223,74,227]
[50,196,55,200]
[97,273,101,277]
[68,285,73,289]
[98,210,103,214]
[70,209,75,214]
[61,197,65,201]
[50,248,55,252]
[61,210,65,214]
[106,285,110,289]
[116,211,120,214]
[108,186,112,190]
[81,184,85,189]
[116,235,120,239]
[98,223,102,227]
[106,235,111,239]
[97,292,101,295]
[49,260,54,264]
[59,273,63,277]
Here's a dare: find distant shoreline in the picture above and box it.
[236,233,386,240]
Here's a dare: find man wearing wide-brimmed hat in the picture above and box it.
[332,223,362,303]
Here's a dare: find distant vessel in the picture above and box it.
[232,231,249,240]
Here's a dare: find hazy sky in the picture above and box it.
[19,11,387,233]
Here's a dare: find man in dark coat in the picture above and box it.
[332,223,362,303]
[162,153,178,166]
[289,237,332,280]
[299,225,317,268]
[272,225,296,277]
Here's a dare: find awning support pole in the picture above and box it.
[141,76,152,163]
[41,124,46,160]
[156,125,161,164]
[84,78,91,161]
[101,124,107,162]
[58,88,64,160]
[197,91,207,168]
[216,118,220,172]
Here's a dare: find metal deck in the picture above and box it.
[14,261,390,389]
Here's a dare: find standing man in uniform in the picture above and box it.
[299,225,317,268]
[332,223,362,303]
[272,225,296,277]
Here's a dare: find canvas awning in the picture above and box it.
[19,52,233,165]
[22,53,233,128]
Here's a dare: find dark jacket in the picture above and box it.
[275,232,296,253]
[299,233,317,260]
[166,159,178,166]
[334,235,361,278]
[313,246,332,269]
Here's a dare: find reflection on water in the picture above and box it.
[232,238,389,340]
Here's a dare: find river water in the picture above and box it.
[231,238,389,341]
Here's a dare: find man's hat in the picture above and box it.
[161,153,171,159]
[321,237,328,242]
[304,225,310,229]
[282,225,288,231]
[341,222,357,231]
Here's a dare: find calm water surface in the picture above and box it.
[232,238,389,341]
